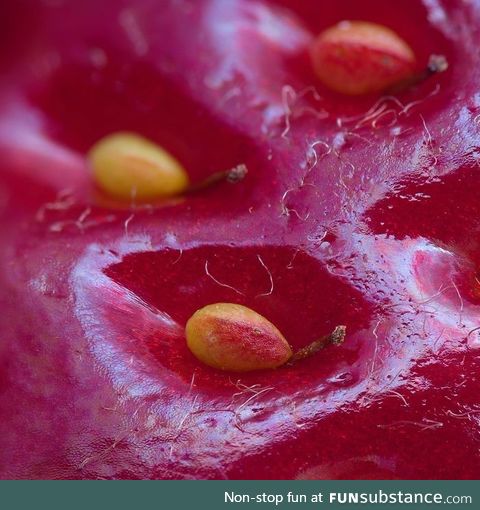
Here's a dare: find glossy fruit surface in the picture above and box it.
[1,0,480,479]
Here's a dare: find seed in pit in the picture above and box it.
[88,132,189,201]
[185,303,292,372]
[310,20,416,95]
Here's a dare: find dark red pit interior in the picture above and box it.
[366,164,480,263]
[105,245,374,389]
[30,66,256,186]
[274,0,455,118]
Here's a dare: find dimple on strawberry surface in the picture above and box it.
[1,0,480,479]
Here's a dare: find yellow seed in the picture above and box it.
[88,132,189,201]
[186,303,292,372]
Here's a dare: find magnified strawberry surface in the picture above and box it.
[1,0,480,479]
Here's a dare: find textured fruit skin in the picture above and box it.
[1,0,480,480]
[186,303,292,371]
[89,132,189,201]
[311,21,416,95]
